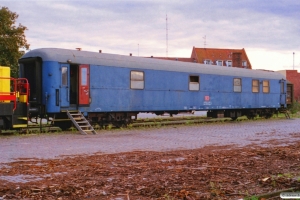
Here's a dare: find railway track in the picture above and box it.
[130,114,288,128]
[0,114,288,135]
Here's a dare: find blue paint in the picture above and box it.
[24,48,287,115]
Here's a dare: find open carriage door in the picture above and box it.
[79,65,90,106]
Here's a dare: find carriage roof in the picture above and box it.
[21,48,285,80]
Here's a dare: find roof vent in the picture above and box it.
[99,50,102,53]
[129,53,132,56]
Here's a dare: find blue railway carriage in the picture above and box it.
[18,48,289,129]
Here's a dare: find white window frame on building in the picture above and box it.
[242,60,247,68]
[226,60,232,67]
[204,59,212,65]
[216,60,223,66]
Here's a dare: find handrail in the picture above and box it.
[17,78,30,104]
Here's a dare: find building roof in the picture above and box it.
[191,47,252,69]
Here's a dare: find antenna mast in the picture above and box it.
[293,52,295,70]
[166,14,168,58]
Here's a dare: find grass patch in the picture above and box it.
[244,196,259,200]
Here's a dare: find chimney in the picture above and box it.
[76,48,82,51]
[99,50,102,53]
[232,52,242,68]
[129,53,132,56]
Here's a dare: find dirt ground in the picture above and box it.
[0,138,300,200]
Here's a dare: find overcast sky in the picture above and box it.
[1,0,299,71]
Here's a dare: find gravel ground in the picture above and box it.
[1,118,300,199]
[0,118,299,164]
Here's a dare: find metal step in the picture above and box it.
[73,117,84,120]
[66,110,97,135]
[279,109,291,119]
[51,118,71,122]
[18,117,28,120]
[285,112,291,119]
[13,124,28,128]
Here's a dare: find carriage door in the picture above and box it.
[79,64,90,106]
[280,80,286,105]
[60,64,70,107]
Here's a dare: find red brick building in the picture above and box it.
[150,47,252,69]
[278,70,299,101]
[191,47,252,69]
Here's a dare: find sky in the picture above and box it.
[1,0,299,71]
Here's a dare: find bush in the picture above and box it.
[288,101,300,114]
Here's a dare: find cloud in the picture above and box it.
[1,0,299,70]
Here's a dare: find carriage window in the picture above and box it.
[280,82,284,93]
[252,80,259,93]
[263,80,270,93]
[81,67,87,86]
[62,66,68,86]
[233,78,241,92]
[130,71,144,89]
[189,75,199,91]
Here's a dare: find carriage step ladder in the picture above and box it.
[280,109,290,119]
[66,110,97,135]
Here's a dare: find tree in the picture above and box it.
[0,7,30,77]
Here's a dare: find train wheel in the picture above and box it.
[247,113,257,120]
[112,121,127,128]
[53,113,72,131]
[54,121,72,131]
[247,115,254,120]
[264,113,273,119]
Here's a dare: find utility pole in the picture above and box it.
[293,52,295,70]
[166,14,168,58]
